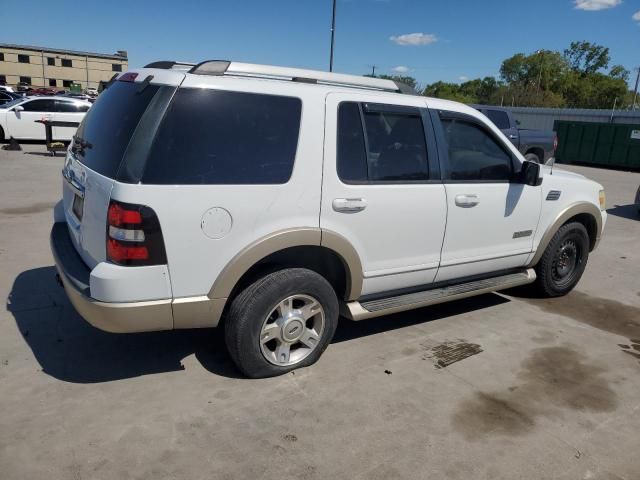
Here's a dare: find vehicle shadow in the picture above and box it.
[607,204,639,221]
[9,266,510,383]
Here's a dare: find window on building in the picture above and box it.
[0,53,4,61]
[47,57,55,66]
[439,115,514,182]
[18,54,30,63]
[61,59,72,67]
[112,64,122,72]
[19,76,32,85]
[49,79,57,87]
[0,75,6,85]
[63,80,73,88]
[337,102,429,183]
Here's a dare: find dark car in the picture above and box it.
[473,105,557,164]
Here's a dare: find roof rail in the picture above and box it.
[143,61,196,71]
[144,60,417,94]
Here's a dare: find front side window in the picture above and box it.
[18,54,29,63]
[56,100,83,112]
[22,99,56,112]
[337,102,429,183]
[440,115,513,181]
[142,89,302,185]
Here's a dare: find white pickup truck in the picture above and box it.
[50,61,607,378]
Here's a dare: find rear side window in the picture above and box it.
[485,109,511,130]
[74,81,160,178]
[22,99,56,112]
[440,116,513,181]
[141,89,302,185]
[337,102,429,183]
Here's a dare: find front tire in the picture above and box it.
[534,222,589,297]
[225,268,339,378]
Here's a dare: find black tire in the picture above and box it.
[0,126,5,143]
[525,153,541,163]
[225,268,339,378]
[534,222,589,297]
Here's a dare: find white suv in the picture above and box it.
[51,61,606,378]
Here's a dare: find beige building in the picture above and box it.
[0,43,128,91]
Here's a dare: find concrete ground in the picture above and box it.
[1,144,639,480]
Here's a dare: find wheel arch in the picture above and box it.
[528,202,602,267]
[208,228,364,303]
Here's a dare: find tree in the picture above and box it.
[563,41,610,75]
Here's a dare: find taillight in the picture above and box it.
[553,134,558,153]
[106,200,166,266]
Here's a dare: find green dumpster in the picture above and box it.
[554,120,640,169]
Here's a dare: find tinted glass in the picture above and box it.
[363,109,428,181]
[441,118,513,181]
[337,102,367,182]
[74,81,160,178]
[142,88,302,185]
[56,100,83,112]
[485,109,511,130]
[22,99,56,112]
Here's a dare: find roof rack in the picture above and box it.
[143,60,416,94]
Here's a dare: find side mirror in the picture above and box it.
[13,105,24,112]
[516,160,542,186]
[515,119,521,127]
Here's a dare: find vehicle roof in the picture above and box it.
[23,95,90,103]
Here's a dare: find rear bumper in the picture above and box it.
[50,222,174,333]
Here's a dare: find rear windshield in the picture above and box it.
[140,88,302,185]
[73,81,159,178]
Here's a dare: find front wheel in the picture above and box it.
[534,222,589,297]
[225,268,339,378]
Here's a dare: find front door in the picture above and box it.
[432,110,541,282]
[54,100,88,140]
[6,98,56,140]
[321,93,447,297]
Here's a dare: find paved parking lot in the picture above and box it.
[1,144,639,480]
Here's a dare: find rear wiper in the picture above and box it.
[72,135,93,153]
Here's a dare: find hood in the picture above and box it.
[541,165,586,180]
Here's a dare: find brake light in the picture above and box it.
[553,134,558,153]
[106,200,166,266]
[118,72,139,83]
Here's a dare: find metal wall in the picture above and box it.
[493,106,640,131]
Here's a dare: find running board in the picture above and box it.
[342,269,536,321]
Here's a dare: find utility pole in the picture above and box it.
[368,65,377,77]
[633,67,640,111]
[329,0,337,72]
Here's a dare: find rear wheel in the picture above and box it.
[534,222,589,297]
[225,268,339,378]
[524,152,541,163]
[0,126,5,143]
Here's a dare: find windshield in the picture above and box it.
[0,98,25,109]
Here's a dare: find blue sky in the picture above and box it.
[3,0,639,86]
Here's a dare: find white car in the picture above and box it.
[0,96,91,141]
[50,61,607,378]
[0,85,15,93]
[86,88,98,96]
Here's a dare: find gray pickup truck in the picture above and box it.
[473,105,557,164]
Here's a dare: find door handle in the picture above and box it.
[455,194,479,208]
[332,198,367,213]
[508,134,518,140]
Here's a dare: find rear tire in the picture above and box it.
[225,268,339,378]
[525,153,541,163]
[0,126,5,143]
[534,222,589,297]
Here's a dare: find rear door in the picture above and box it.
[54,100,89,140]
[432,109,541,282]
[6,98,55,139]
[321,93,447,297]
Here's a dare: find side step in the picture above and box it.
[343,269,536,321]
